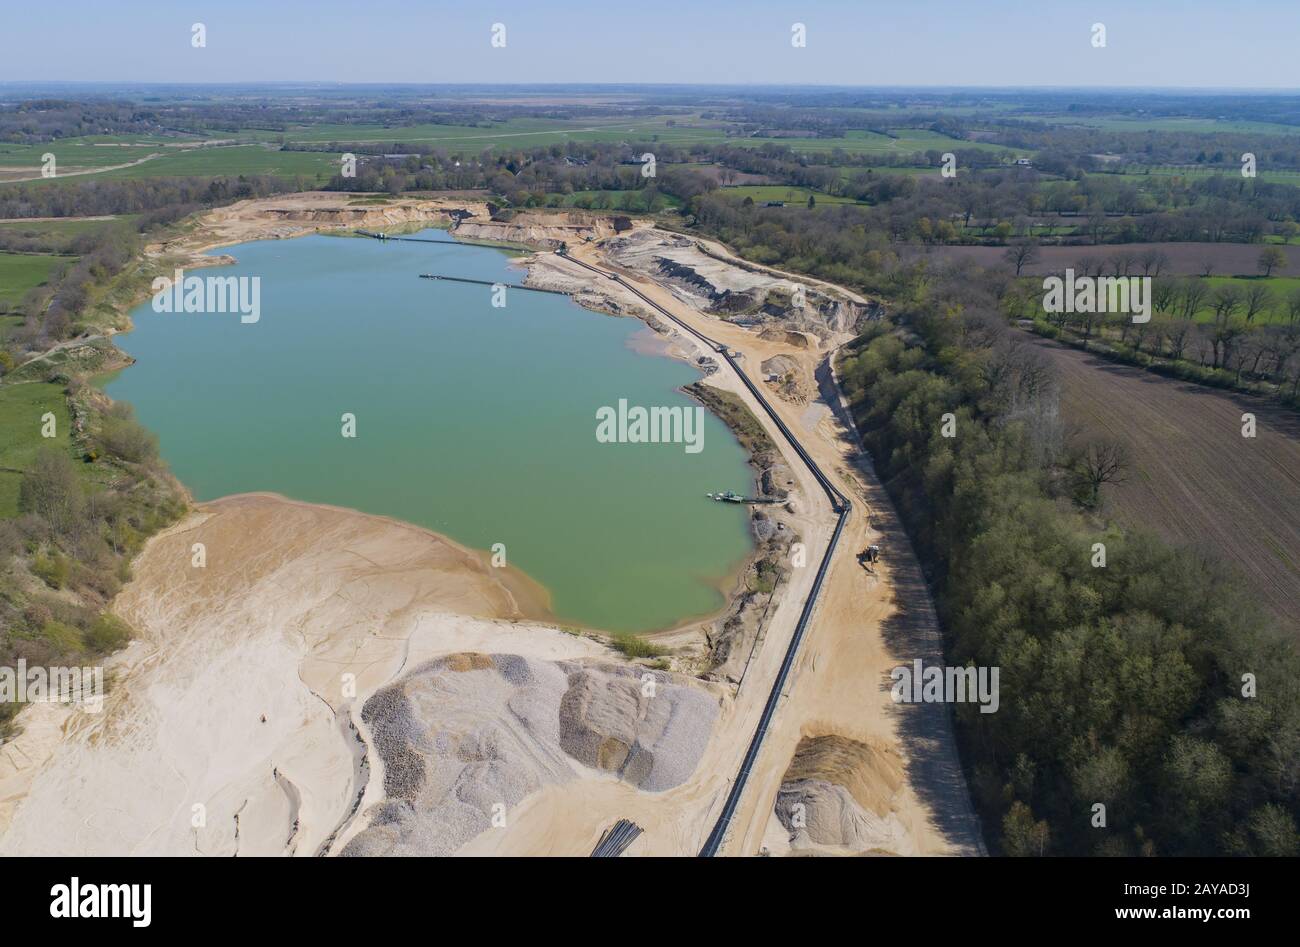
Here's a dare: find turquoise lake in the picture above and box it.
[106,229,754,633]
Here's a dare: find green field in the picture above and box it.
[558,189,681,211]
[0,381,72,517]
[717,185,865,205]
[0,215,136,240]
[0,215,128,235]
[0,252,70,307]
[266,114,736,148]
[1036,114,1300,136]
[0,135,175,170]
[94,145,341,181]
[1100,166,1300,185]
[1024,273,1299,326]
[733,127,1019,157]
[0,117,1028,187]
[1193,276,1300,324]
[4,145,342,185]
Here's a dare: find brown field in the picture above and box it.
[902,242,1300,276]
[1024,333,1300,633]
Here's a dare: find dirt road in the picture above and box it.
[561,241,985,856]
[0,154,162,183]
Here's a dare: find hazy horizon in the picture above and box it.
[6,81,1300,94]
[5,0,1300,89]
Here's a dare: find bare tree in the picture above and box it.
[1087,211,1108,245]
[1177,278,1211,320]
[1241,330,1274,379]
[1264,325,1300,381]
[1285,343,1300,400]
[1285,288,1300,327]
[1258,246,1287,278]
[1074,255,1101,279]
[1139,249,1169,277]
[1210,285,1244,327]
[1133,317,1166,357]
[1243,283,1275,324]
[1167,317,1195,361]
[1152,277,1178,315]
[1076,439,1130,508]
[1005,239,1040,277]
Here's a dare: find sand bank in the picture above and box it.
[0,494,606,855]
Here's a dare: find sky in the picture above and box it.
[3,0,1299,88]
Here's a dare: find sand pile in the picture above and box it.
[604,230,868,336]
[774,735,913,854]
[340,655,718,856]
[559,664,717,791]
[0,495,580,856]
[759,327,812,349]
[455,210,634,249]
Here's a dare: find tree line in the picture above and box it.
[836,265,1300,855]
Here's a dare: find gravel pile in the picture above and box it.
[776,779,887,850]
[557,665,717,791]
[773,735,911,854]
[341,653,717,856]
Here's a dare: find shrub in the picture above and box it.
[98,405,159,463]
[607,636,668,659]
[86,613,132,653]
[31,551,71,589]
[39,619,84,655]
[18,447,86,535]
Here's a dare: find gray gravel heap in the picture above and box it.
[341,653,717,856]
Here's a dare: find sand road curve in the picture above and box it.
[557,250,853,855]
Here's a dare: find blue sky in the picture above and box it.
[3,0,1298,88]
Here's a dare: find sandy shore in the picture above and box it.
[0,494,604,855]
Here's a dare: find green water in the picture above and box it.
[107,230,754,633]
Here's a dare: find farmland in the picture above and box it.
[0,144,342,184]
[0,116,1020,187]
[1026,332,1300,630]
[0,251,68,307]
[716,185,865,205]
[0,381,71,517]
[730,127,1018,157]
[268,115,733,147]
[93,144,341,181]
[0,136,183,171]
[0,215,131,240]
